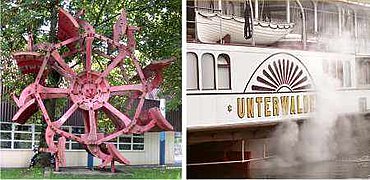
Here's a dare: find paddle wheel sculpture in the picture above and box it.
[11,7,174,172]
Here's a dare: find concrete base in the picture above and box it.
[49,166,133,176]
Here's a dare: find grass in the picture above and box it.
[0,168,44,179]
[0,166,181,179]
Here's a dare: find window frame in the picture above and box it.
[343,61,352,87]
[217,54,232,90]
[357,59,370,86]
[0,122,145,152]
[115,134,145,151]
[186,52,200,90]
[0,123,34,150]
[201,53,216,90]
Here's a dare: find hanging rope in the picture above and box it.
[244,0,253,39]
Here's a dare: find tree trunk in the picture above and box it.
[35,0,60,168]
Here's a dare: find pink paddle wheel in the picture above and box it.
[11,7,173,172]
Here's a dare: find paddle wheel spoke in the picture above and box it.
[54,36,81,49]
[38,86,69,99]
[103,102,132,127]
[110,84,144,96]
[85,37,93,72]
[53,103,79,127]
[51,63,75,81]
[98,51,127,81]
[35,52,50,84]
[87,109,98,141]
[51,50,77,77]
[97,127,127,145]
[131,55,147,84]
[34,93,52,125]
[133,97,145,120]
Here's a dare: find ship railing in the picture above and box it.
[187,156,274,166]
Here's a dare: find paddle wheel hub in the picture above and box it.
[70,72,110,111]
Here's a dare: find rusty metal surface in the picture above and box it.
[13,52,44,74]
[11,7,173,173]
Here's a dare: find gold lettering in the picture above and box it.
[264,97,271,116]
[256,97,263,117]
[280,96,289,115]
[303,95,309,113]
[237,98,245,118]
[297,95,303,114]
[290,96,296,114]
[273,97,279,116]
[247,98,254,118]
[237,95,312,118]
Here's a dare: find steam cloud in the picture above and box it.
[269,74,368,167]
[269,27,370,167]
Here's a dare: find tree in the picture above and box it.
[1,0,181,107]
[68,0,182,110]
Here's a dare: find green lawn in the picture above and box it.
[0,167,181,179]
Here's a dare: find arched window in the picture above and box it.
[201,53,216,90]
[217,54,231,89]
[187,52,199,90]
[318,2,339,36]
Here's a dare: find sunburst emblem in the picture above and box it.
[244,53,314,93]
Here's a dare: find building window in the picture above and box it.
[359,97,367,112]
[187,52,199,90]
[217,54,231,89]
[104,134,144,151]
[356,11,370,54]
[116,134,144,151]
[0,122,145,151]
[323,60,346,87]
[318,2,339,37]
[201,53,216,90]
[12,124,32,149]
[0,122,12,149]
[344,61,351,87]
[336,60,344,86]
[71,127,84,150]
[118,135,131,150]
[0,123,34,150]
[357,59,370,85]
[132,134,144,150]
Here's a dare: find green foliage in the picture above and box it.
[0,167,44,179]
[1,0,181,114]
[68,0,182,110]
[1,1,54,101]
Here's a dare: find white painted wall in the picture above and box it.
[0,150,33,168]
[165,131,175,164]
[0,132,175,168]
[187,43,370,130]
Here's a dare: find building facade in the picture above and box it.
[0,91,179,167]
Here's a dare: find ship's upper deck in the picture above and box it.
[187,0,370,55]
